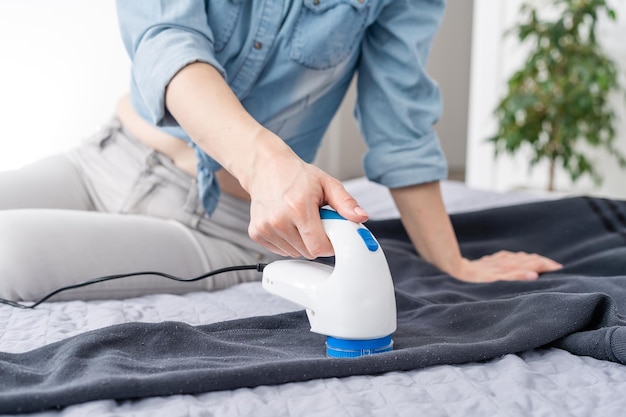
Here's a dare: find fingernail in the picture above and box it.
[354,206,368,217]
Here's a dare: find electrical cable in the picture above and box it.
[0,263,268,310]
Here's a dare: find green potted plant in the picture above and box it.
[488,0,625,192]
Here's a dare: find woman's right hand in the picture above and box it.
[243,135,368,259]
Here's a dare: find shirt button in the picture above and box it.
[254,41,262,50]
[313,0,319,4]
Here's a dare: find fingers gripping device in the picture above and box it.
[262,209,397,358]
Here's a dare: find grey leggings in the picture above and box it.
[0,120,279,302]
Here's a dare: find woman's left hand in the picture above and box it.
[451,251,563,283]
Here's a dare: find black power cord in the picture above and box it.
[0,263,268,310]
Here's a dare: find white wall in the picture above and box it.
[0,0,129,171]
[427,0,474,176]
[467,0,626,198]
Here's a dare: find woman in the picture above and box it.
[0,0,561,302]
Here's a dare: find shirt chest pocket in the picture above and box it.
[207,0,248,52]
[289,0,370,70]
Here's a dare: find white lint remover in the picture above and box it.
[262,208,397,358]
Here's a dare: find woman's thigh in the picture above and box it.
[0,154,94,211]
[0,209,263,302]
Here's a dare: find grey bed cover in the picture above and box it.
[1,196,626,415]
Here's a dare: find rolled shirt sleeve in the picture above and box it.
[357,0,448,188]
[115,1,226,126]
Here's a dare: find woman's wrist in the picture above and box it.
[390,182,465,272]
[231,127,299,194]
[439,257,471,279]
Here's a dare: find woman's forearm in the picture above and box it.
[164,61,296,192]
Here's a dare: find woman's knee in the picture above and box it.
[0,209,101,302]
[0,154,93,211]
[0,210,44,301]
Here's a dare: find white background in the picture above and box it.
[0,0,129,171]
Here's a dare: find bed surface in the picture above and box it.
[1,180,625,417]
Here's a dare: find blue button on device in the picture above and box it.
[357,228,379,251]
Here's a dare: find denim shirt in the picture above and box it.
[116,0,448,216]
